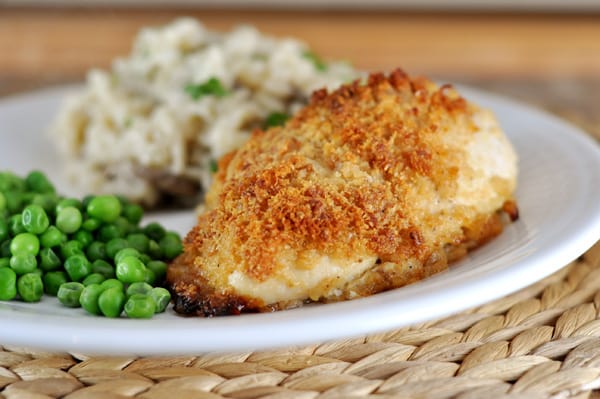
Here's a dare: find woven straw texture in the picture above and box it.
[1,242,600,399]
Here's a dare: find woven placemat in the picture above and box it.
[2,242,600,399]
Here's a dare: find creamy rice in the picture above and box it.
[51,18,358,206]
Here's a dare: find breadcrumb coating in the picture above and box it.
[167,69,518,316]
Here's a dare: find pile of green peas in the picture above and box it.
[0,170,182,318]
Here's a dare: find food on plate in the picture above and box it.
[168,69,519,316]
[0,170,180,318]
[50,18,358,207]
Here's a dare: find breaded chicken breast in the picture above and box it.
[168,69,518,316]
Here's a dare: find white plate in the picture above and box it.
[1,85,600,355]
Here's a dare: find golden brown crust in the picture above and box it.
[167,69,518,316]
[168,209,513,316]
[204,70,475,275]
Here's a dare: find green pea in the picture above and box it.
[56,206,82,234]
[145,260,167,281]
[10,233,40,256]
[0,267,17,300]
[17,273,43,302]
[92,259,115,279]
[0,219,8,242]
[57,282,84,307]
[143,267,156,285]
[116,255,146,284]
[124,294,156,319]
[114,247,140,264]
[64,254,92,282]
[100,278,124,292]
[147,239,163,259]
[0,240,11,258]
[86,241,107,262]
[82,273,105,286]
[0,257,9,268]
[126,282,153,297]
[138,253,151,265]
[9,254,38,275]
[116,195,130,207]
[40,226,65,248]
[80,283,104,315]
[31,268,43,277]
[143,222,166,241]
[43,271,68,296]
[74,230,93,248]
[127,233,149,254]
[4,192,23,214]
[0,192,6,213]
[150,287,171,313]
[87,195,122,223]
[123,203,143,225]
[21,204,49,235]
[98,287,126,317]
[82,194,95,209]
[81,218,101,232]
[55,198,82,214]
[39,247,61,271]
[25,171,55,194]
[0,172,25,192]
[105,238,129,260]
[114,217,132,237]
[9,214,26,236]
[128,226,143,235]
[159,232,183,260]
[60,240,84,259]
[98,224,122,242]
[22,192,36,205]
[30,193,59,215]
